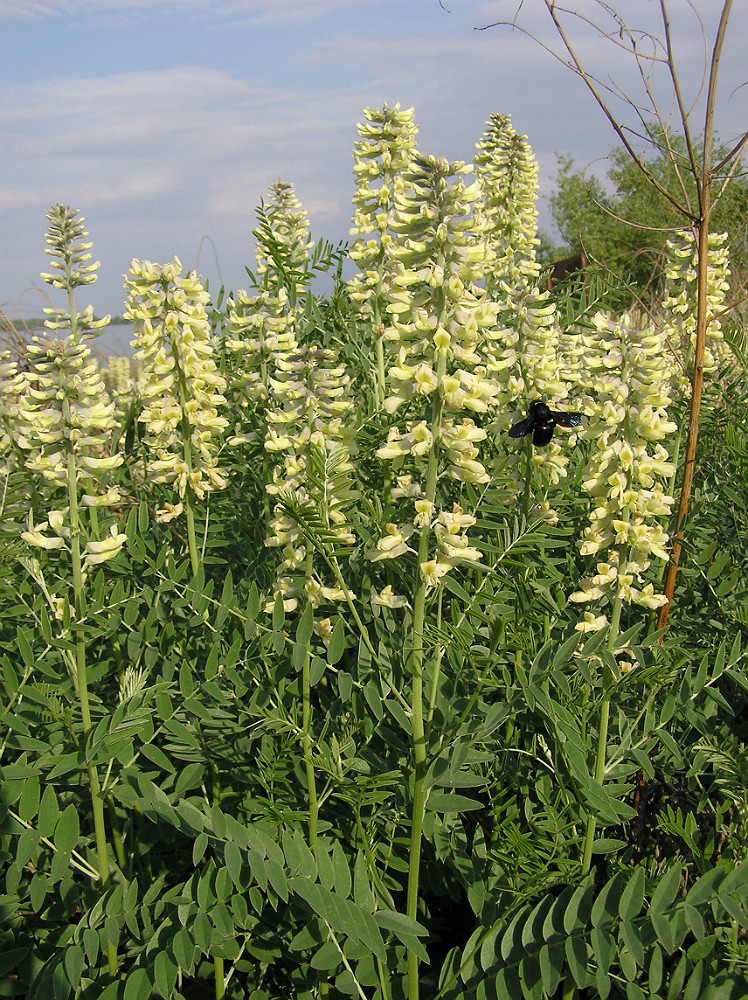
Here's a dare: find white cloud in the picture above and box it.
[0,63,372,314]
[1,0,744,320]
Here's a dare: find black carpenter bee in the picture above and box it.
[508,399,583,447]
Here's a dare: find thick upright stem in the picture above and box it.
[521,437,533,518]
[67,450,118,976]
[185,488,200,578]
[564,581,623,1000]
[406,577,428,999]
[214,957,225,1000]
[405,350,446,1000]
[302,639,319,851]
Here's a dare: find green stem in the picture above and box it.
[214,956,225,1000]
[302,637,319,851]
[426,588,444,724]
[406,574,428,1000]
[300,542,319,851]
[67,450,118,976]
[169,317,200,576]
[67,283,79,342]
[258,317,272,525]
[580,571,624,875]
[565,536,627,1000]
[522,436,533,518]
[405,349,446,1000]
[374,331,386,410]
[185,487,199,578]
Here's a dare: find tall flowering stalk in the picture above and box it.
[265,345,356,609]
[474,115,570,512]
[569,310,677,872]
[225,180,309,520]
[348,103,419,407]
[263,343,356,850]
[474,113,543,291]
[124,258,229,576]
[656,228,731,628]
[365,151,499,1000]
[16,208,126,976]
[659,230,730,510]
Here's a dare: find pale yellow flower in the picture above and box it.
[371,585,408,609]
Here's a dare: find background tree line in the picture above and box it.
[541,132,748,306]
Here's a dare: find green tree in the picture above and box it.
[549,135,748,301]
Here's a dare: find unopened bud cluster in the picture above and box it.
[40,204,111,342]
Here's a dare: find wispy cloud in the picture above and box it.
[0,0,382,25]
[0,62,372,313]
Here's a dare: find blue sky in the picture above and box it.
[2,0,746,324]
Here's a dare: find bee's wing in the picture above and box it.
[551,410,583,429]
[508,414,535,438]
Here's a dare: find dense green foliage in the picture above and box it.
[547,136,748,302]
[1,112,748,1000]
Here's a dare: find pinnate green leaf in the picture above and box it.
[327,619,346,664]
[311,939,342,971]
[38,783,60,838]
[173,928,195,972]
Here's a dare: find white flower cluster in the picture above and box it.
[225,180,309,418]
[226,287,299,408]
[570,313,677,630]
[348,103,419,324]
[101,355,135,423]
[15,335,126,567]
[661,229,731,389]
[125,258,228,500]
[102,356,134,397]
[474,113,542,288]
[364,151,500,589]
[264,345,356,612]
[474,114,570,489]
[0,352,26,477]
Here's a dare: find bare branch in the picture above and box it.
[540,3,695,218]
[702,0,734,185]
[710,130,748,210]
